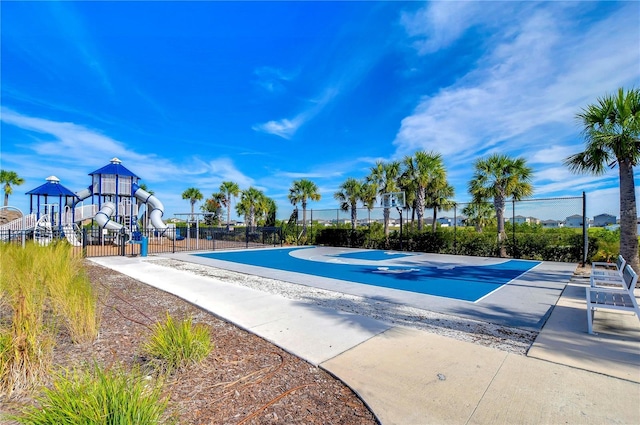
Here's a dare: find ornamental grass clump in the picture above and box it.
[0,242,98,398]
[43,242,99,344]
[0,243,55,397]
[10,363,170,425]
[142,313,212,374]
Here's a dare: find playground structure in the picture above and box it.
[0,158,174,247]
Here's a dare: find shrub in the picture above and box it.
[142,314,212,374]
[10,364,170,425]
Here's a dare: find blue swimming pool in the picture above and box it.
[194,247,540,302]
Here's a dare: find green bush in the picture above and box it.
[454,231,499,257]
[315,228,368,247]
[11,364,170,425]
[142,314,212,374]
[301,220,612,262]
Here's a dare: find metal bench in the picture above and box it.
[586,264,639,334]
[591,254,626,284]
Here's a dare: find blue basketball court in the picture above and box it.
[169,246,575,330]
[195,246,540,302]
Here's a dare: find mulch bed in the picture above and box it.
[1,261,377,425]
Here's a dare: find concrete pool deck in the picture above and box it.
[89,253,640,425]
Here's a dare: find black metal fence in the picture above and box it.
[0,226,283,258]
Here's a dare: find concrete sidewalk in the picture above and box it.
[90,256,640,425]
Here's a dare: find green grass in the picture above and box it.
[10,363,170,425]
[142,313,213,374]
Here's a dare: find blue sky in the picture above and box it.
[1,1,639,222]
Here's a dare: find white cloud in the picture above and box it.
[252,87,339,139]
[393,2,640,200]
[252,117,302,139]
[254,66,297,93]
[0,108,258,217]
[400,1,495,54]
[529,146,577,165]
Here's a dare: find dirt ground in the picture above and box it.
[1,261,377,425]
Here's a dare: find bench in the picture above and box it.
[591,254,626,284]
[591,255,628,290]
[586,264,639,334]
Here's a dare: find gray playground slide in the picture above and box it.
[131,184,170,235]
[68,184,172,238]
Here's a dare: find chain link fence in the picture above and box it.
[284,194,590,263]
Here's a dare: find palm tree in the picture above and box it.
[360,181,378,228]
[334,178,363,230]
[288,179,321,234]
[462,201,495,232]
[565,87,640,271]
[367,160,401,237]
[399,157,418,225]
[257,195,277,226]
[219,181,240,230]
[236,187,264,228]
[0,170,25,207]
[181,187,203,221]
[402,151,446,231]
[201,192,225,225]
[468,154,533,257]
[425,181,455,233]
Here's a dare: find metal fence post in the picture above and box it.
[582,191,587,266]
[512,199,517,258]
[120,228,126,256]
[311,209,313,244]
[453,203,457,255]
[82,228,87,258]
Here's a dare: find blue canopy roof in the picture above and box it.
[26,176,78,198]
[89,157,139,178]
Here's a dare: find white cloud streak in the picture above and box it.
[0,108,255,217]
[393,2,640,200]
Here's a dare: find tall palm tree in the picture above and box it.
[402,151,446,231]
[360,181,378,227]
[219,181,240,230]
[236,187,264,228]
[181,187,203,221]
[462,201,495,232]
[565,87,640,271]
[257,195,277,226]
[399,156,418,225]
[288,179,321,234]
[201,192,225,225]
[0,170,25,207]
[468,154,533,257]
[334,177,363,230]
[425,181,455,233]
[367,160,401,237]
